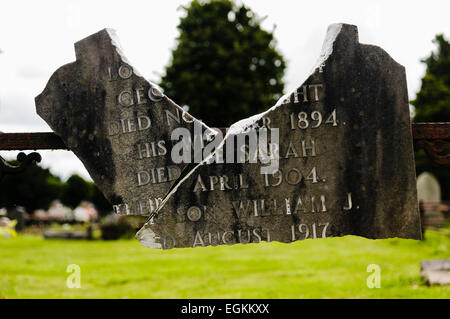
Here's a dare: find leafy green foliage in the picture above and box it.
[160,0,286,127]
[0,160,112,215]
[411,34,450,200]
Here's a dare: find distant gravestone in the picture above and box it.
[136,23,422,249]
[7,206,26,231]
[417,172,444,227]
[36,23,422,250]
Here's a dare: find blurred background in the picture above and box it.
[0,0,449,298]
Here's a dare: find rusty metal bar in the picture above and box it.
[0,152,42,180]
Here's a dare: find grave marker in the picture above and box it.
[35,29,214,217]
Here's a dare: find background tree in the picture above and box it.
[60,174,112,214]
[411,34,450,200]
[0,161,63,212]
[160,0,286,127]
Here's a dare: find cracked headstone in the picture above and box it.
[137,23,422,249]
[35,29,214,217]
[36,24,422,250]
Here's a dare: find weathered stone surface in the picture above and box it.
[421,259,450,285]
[417,172,445,227]
[137,23,422,249]
[35,29,213,216]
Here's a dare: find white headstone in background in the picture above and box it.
[417,172,444,227]
[417,172,441,203]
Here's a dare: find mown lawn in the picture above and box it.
[0,231,449,298]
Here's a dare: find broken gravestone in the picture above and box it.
[35,29,215,216]
[36,24,422,250]
[136,23,422,249]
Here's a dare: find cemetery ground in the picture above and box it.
[0,228,449,299]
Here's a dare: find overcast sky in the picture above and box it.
[0,0,449,181]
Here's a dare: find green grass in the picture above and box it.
[0,230,449,298]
